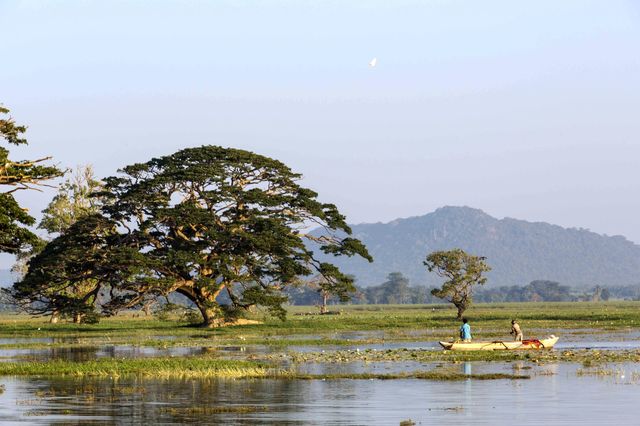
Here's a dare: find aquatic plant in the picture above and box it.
[270,370,529,381]
[0,357,267,379]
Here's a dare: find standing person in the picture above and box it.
[510,319,523,341]
[459,318,472,342]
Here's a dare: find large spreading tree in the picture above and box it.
[95,146,372,326]
[424,248,491,318]
[1,105,63,254]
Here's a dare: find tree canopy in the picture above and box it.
[424,248,491,318]
[12,214,117,322]
[22,146,371,326]
[39,165,103,235]
[0,105,63,255]
[12,166,106,323]
[100,146,372,325]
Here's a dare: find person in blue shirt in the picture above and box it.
[459,318,472,342]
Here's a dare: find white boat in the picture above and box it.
[439,335,559,351]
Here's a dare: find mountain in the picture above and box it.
[313,206,640,288]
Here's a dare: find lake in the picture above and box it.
[0,359,638,425]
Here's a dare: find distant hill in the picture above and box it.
[312,206,640,289]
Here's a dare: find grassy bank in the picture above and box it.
[0,301,638,347]
[0,357,267,379]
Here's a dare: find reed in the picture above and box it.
[0,357,267,379]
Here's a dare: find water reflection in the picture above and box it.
[1,362,639,425]
[0,346,213,363]
[3,330,640,363]
[0,345,277,364]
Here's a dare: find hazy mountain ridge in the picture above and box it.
[3,207,638,290]
[314,206,640,288]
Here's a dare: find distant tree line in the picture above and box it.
[356,272,440,305]
[3,268,636,314]
[285,273,637,307]
[472,281,610,303]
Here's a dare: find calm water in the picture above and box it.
[1,332,640,424]
[0,361,639,425]
[3,330,640,362]
[5,339,640,363]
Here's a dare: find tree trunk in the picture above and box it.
[456,304,465,319]
[320,292,328,314]
[198,304,223,328]
[50,311,60,324]
[142,303,152,316]
[174,284,223,327]
[73,313,83,324]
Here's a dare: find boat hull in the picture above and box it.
[439,335,559,351]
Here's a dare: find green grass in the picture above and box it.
[0,357,267,378]
[0,301,638,348]
[0,354,532,381]
[286,301,640,330]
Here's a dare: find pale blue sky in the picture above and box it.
[2,0,640,267]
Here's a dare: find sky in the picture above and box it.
[1,0,640,268]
